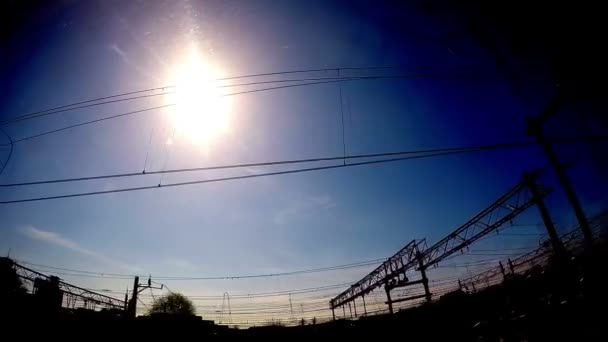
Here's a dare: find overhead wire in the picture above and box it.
[0,140,535,187]
[0,73,486,126]
[0,127,13,174]
[0,78,386,145]
[7,135,606,204]
[0,65,479,125]
[0,147,507,204]
[3,135,604,190]
[17,257,384,280]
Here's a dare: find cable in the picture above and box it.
[0,78,377,145]
[1,65,477,125]
[17,257,384,280]
[0,69,504,145]
[337,70,347,165]
[435,259,502,268]
[165,282,353,299]
[2,67,398,123]
[137,297,149,311]
[158,127,176,186]
[8,135,603,204]
[470,246,538,252]
[0,127,13,174]
[90,282,351,300]
[0,140,533,187]
[497,233,545,236]
[0,73,482,126]
[0,148,500,204]
[5,103,174,145]
[142,126,155,172]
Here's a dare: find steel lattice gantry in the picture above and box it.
[330,174,552,316]
[329,239,424,317]
[13,261,125,311]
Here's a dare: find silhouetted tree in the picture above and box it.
[0,257,27,296]
[149,293,195,316]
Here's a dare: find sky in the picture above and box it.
[1,0,607,324]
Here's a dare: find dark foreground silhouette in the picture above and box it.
[2,239,607,340]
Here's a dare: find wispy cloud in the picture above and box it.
[309,194,337,210]
[18,225,138,272]
[108,43,157,81]
[109,43,128,63]
[164,257,198,273]
[273,194,337,225]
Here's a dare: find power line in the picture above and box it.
[6,135,603,204]
[1,65,478,125]
[0,147,509,204]
[156,282,354,299]
[17,257,384,280]
[0,128,13,174]
[0,140,534,187]
[0,79,379,145]
[0,73,485,126]
[85,282,353,300]
[137,297,150,311]
[0,72,493,145]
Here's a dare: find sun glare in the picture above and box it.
[166,50,231,146]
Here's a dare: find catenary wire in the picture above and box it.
[0,78,382,144]
[0,148,505,204]
[0,73,488,126]
[5,135,605,204]
[17,257,384,280]
[1,65,480,124]
[0,140,535,187]
[0,70,507,145]
[0,127,13,174]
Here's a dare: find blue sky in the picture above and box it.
[1,1,606,323]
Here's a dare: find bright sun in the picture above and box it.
[166,50,232,146]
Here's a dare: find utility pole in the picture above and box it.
[127,275,163,318]
[384,284,393,314]
[416,250,432,303]
[289,294,293,320]
[124,288,129,311]
[499,262,506,279]
[127,276,139,318]
[527,95,593,246]
[362,295,367,315]
[524,172,566,257]
[508,258,515,274]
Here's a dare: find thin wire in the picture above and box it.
[0,148,496,204]
[158,127,176,186]
[5,103,174,145]
[134,282,354,300]
[0,72,496,144]
[142,126,155,172]
[498,233,545,236]
[337,69,347,165]
[137,297,149,310]
[0,74,476,126]
[1,65,474,125]
[17,257,384,280]
[0,127,14,174]
[0,140,535,187]
[0,79,365,145]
